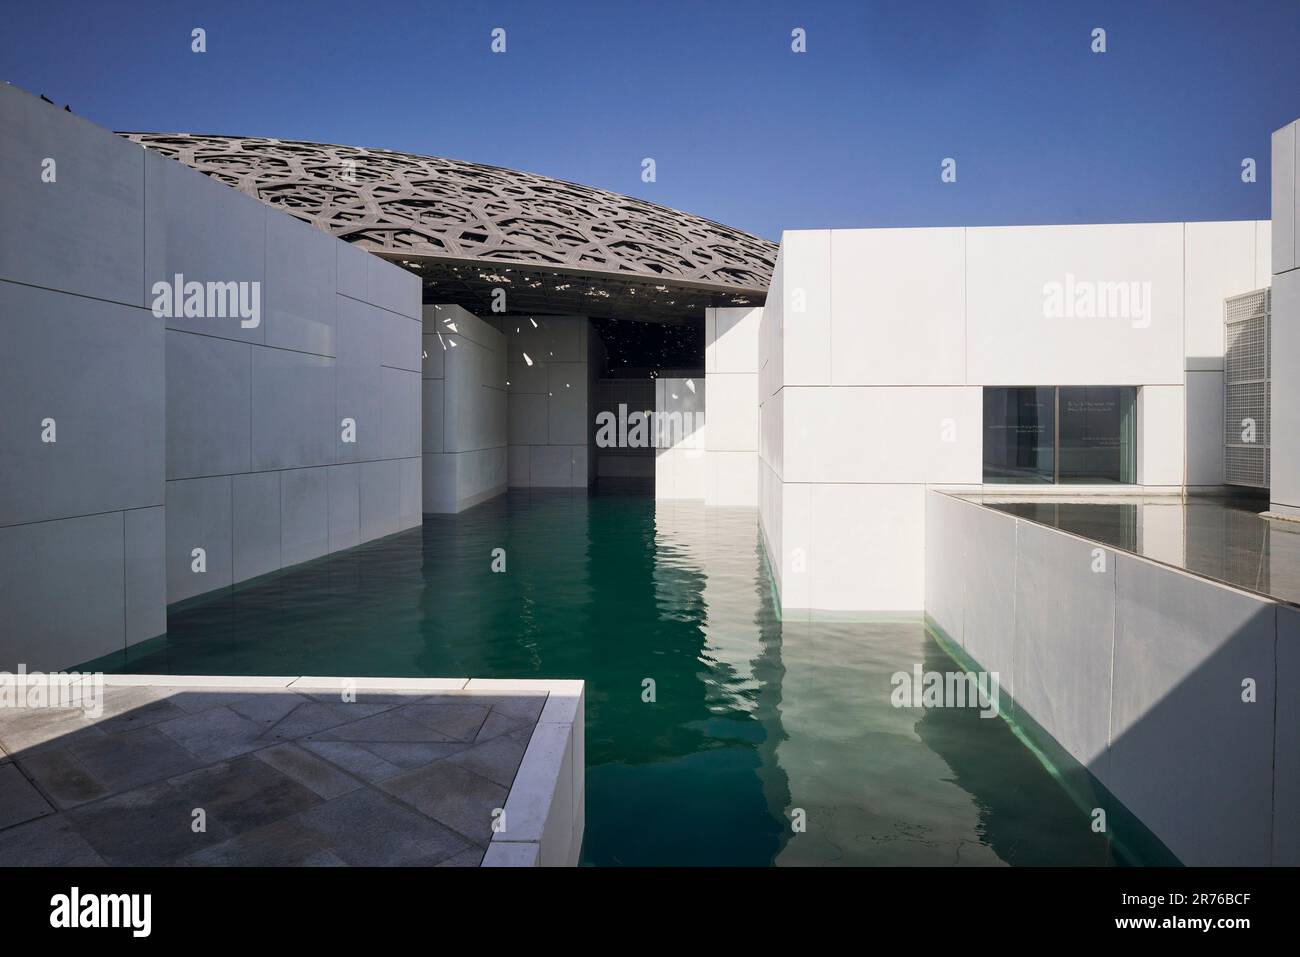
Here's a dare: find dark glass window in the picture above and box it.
[983,386,1137,484]
[982,387,1056,483]
[1058,386,1136,484]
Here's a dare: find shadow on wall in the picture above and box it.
[919,633,1179,866]
[924,491,1292,866]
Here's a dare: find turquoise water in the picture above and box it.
[93,490,1170,865]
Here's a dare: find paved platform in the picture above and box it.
[0,676,584,867]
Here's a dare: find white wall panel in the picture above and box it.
[704,373,757,452]
[778,231,832,386]
[0,83,144,307]
[966,223,1184,386]
[782,386,981,484]
[807,483,925,612]
[708,306,761,374]
[1272,123,1296,275]
[1185,370,1224,486]
[1184,221,1256,367]
[1137,384,1185,487]
[830,227,966,385]
[1271,269,1300,510]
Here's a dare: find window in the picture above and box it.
[983,387,1136,484]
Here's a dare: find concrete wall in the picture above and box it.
[0,83,421,670]
[703,306,761,506]
[593,378,655,481]
[422,304,507,513]
[1272,120,1300,514]
[759,221,1267,615]
[925,490,1291,866]
[1,84,166,669]
[494,316,595,488]
[160,165,423,607]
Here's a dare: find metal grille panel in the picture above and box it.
[1224,287,1270,488]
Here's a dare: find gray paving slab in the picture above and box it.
[301,740,404,783]
[0,706,104,756]
[186,815,349,867]
[396,702,490,741]
[437,846,486,867]
[445,730,530,789]
[447,691,548,723]
[0,763,54,830]
[169,755,322,834]
[379,759,507,846]
[154,705,269,761]
[357,740,472,770]
[304,709,455,744]
[0,813,106,866]
[65,781,228,865]
[15,747,109,809]
[66,726,205,793]
[0,680,564,867]
[253,743,362,800]
[474,709,536,743]
[293,788,471,866]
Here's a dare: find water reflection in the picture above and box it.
[92,491,1156,865]
[975,494,1300,606]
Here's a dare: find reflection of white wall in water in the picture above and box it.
[1137,500,1185,567]
[649,501,763,708]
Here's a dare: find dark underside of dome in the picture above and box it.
[120,133,775,321]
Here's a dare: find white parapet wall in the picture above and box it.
[925,490,1296,866]
[421,304,508,513]
[759,220,1269,616]
[479,678,586,867]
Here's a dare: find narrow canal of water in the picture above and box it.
[99,490,1170,865]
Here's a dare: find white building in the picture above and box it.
[657,217,1275,616]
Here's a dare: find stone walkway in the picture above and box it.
[0,677,567,866]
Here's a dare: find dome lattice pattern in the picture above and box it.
[120,133,775,320]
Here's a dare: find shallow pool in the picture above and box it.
[92,490,1170,865]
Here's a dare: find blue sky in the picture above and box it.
[3,0,1298,240]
